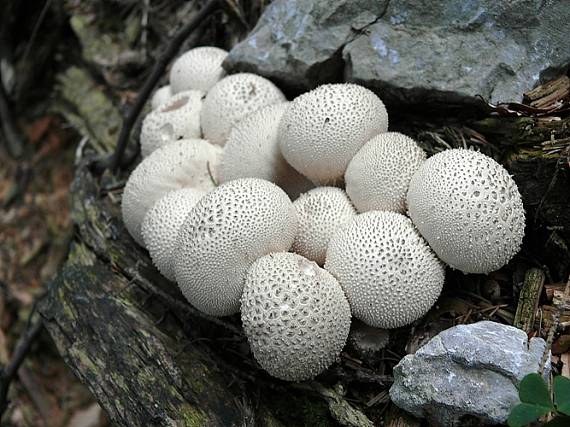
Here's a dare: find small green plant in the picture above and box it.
[508,373,570,427]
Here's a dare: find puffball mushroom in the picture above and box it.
[279,83,388,185]
[141,188,204,281]
[140,90,204,158]
[174,178,298,317]
[169,46,228,93]
[345,132,426,213]
[407,148,525,274]
[200,73,286,146]
[151,85,172,110]
[121,139,222,246]
[292,187,356,265]
[219,102,313,199]
[241,252,351,381]
[325,211,445,329]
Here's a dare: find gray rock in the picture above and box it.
[224,0,388,93]
[389,321,549,426]
[225,0,570,105]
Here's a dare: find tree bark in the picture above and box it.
[37,162,373,427]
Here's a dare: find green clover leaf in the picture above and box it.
[554,376,570,416]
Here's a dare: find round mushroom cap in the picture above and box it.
[325,211,444,329]
[219,102,313,199]
[169,46,228,94]
[140,90,204,158]
[141,188,204,281]
[348,320,390,361]
[174,178,298,317]
[292,187,356,265]
[151,85,172,110]
[406,149,525,274]
[345,132,426,213]
[241,252,351,381]
[122,139,222,246]
[278,83,388,185]
[201,73,286,146]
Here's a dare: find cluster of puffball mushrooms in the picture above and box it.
[121,46,526,382]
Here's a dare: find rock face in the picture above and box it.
[389,321,548,426]
[225,0,570,106]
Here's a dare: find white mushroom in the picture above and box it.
[151,85,172,110]
[140,90,204,158]
[345,132,426,213]
[121,139,221,246]
[292,187,356,265]
[241,252,351,381]
[200,73,286,146]
[325,211,445,329]
[406,148,525,274]
[278,83,388,185]
[174,178,298,317]
[141,188,204,281]
[170,46,228,94]
[219,102,313,199]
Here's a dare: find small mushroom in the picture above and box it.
[121,139,222,246]
[150,85,172,110]
[292,187,356,265]
[219,102,313,199]
[174,178,298,317]
[200,73,286,146]
[140,90,204,158]
[345,132,426,213]
[241,252,351,381]
[279,83,388,185]
[141,188,204,281]
[406,148,525,274]
[169,46,228,94]
[325,211,445,329]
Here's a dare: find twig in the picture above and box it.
[140,0,150,59]
[540,275,570,375]
[21,0,53,66]
[0,69,24,158]
[0,318,43,417]
[108,0,221,173]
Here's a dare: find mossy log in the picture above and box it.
[37,162,378,427]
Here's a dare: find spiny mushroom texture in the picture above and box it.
[325,211,445,329]
[200,73,286,146]
[406,149,525,274]
[292,187,356,265]
[345,132,426,213]
[121,139,221,246]
[169,46,228,93]
[219,102,313,199]
[140,90,204,158]
[174,178,298,317]
[141,188,204,282]
[279,83,388,184]
[241,252,351,381]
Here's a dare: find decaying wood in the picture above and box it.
[524,75,570,109]
[514,268,545,333]
[37,162,374,427]
[383,403,421,427]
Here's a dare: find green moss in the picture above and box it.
[178,403,209,427]
[263,392,334,427]
[56,67,121,153]
[70,15,125,68]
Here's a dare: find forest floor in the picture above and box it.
[1,118,109,426]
